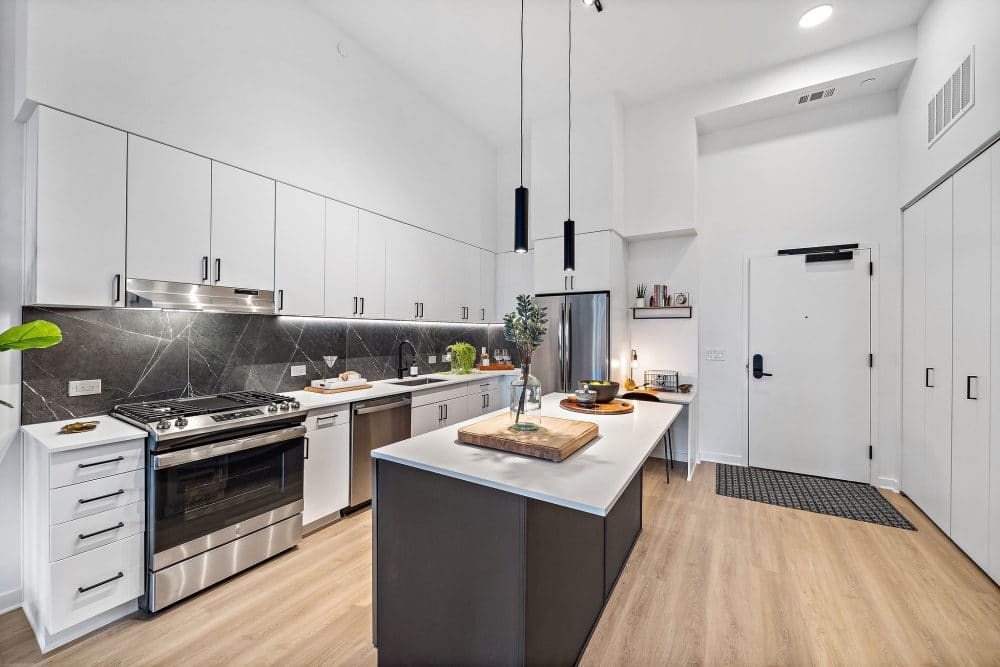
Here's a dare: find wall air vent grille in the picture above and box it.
[797,87,836,105]
[928,49,975,147]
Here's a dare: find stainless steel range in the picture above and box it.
[111,390,306,612]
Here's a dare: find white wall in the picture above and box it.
[696,91,901,485]
[897,0,1000,204]
[0,0,25,613]
[18,0,497,250]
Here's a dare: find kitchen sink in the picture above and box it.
[389,377,448,387]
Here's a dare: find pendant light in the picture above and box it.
[514,0,529,254]
[563,0,575,272]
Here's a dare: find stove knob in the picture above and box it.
[155,418,172,431]
[175,416,188,428]
[267,403,278,413]
[279,401,291,411]
[289,400,301,410]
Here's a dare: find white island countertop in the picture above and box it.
[372,393,682,516]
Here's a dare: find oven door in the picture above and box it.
[149,425,305,571]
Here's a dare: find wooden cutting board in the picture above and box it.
[304,384,373,395]
[457,413,599,462]
[559,397,634,415]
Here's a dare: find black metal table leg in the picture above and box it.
[667,427,674,470]
[663,434,670,484]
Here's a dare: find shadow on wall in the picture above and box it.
[20,307,511,425]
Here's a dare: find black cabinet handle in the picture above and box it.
[353,296,358,315]
[360,297,365,315]
[215,258,222,283]
[79,522,124,540]
[278,289,284,311]
[481,308,486,321]
[202,256,209,281]
[967,375,978,400]
[419,302,424,318]
[113,274,122,304]
[443,403,448,420]
[78,571,124,594]
[303,436,310,460]
[438,404,444,421]
[415,302,420,318]
[79,489,124,504]
[78,456,124,469]
[925,367,934,388]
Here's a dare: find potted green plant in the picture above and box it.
[635,284,647,309]
[446,342,476,375]
[502,294,548,431]
[0,320,62,408]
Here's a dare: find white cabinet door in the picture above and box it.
[533,237,568,293]
[496,250,534,319]
[467,388,501,417]
[901,199,928,509]
[922,180,954,534]
[411,402,445,437]
[571,231,612,292]
[325,199,360,317]
[275,184,325,316]
[478,250,496,322]
[385,222,422,321]
[441,396,469,427]
[990,144,1000,585]
[951,151,991,568]
[445,241,480,322]
[27,107,127,307]
[303,421,350,525]
[357,211,387,318]
[417,231,447,321]
[127,136,211,284]
[210,163,275,289]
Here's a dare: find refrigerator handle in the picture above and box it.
[557,302,566,392]
[565,301,572,390]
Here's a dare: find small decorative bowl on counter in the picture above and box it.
[579,380,619,404]
[574,387,597,406]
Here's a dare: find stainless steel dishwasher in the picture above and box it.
[349,393,412,509]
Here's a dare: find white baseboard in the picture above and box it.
[0,587,22,616]
[699,450,744,466]
[875,476,900,492]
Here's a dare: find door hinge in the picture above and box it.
[868,353,874,368]
[868,445,873,460]
[869,261,874,276]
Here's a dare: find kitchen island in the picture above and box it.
[371,393,682,666]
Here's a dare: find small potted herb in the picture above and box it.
[635,284,647,309]
[446,342,476,375]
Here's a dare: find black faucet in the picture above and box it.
[397,340,417,379]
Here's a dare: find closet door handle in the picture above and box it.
[925,368,934,388]
[113,274,122,304]
[966,375,978,400]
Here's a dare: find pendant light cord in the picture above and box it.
[520,0,524,186]
[567,0,572,219]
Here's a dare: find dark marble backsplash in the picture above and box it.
[21,307,514,425]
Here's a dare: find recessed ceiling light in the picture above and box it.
[799,4,833,28]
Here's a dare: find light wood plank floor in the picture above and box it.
[2,462,999,665]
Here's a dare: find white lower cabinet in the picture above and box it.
[467,378,501,417]
[303,407,351,527]
[411,396,469,436]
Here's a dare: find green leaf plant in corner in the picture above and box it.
[502,294,548,427]
[0,320,63,408]
[446,341,477,375]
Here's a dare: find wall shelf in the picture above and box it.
[631,306,692,320]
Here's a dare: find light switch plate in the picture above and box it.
[68,379,101,397]
[705,348,726,361]
[290,364,306,377]
[428,355,437,364]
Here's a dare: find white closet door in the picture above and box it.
[210,163,275,289]
[275,184,325,316]
[325,200,360,318]
[990,143,1000,584]
[923,180,954,534]
[901,199,928,508]
[951,150,992,568]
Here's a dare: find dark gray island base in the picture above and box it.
[373,458,643,666]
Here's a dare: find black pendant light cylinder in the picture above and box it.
[514,187,529,253]
[563,218,575,271]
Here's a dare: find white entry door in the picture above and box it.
[748,250,872,482]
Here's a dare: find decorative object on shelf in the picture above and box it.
[645,369,679,392]
[503,294,549,431]
[671,292,689,306]
[559,396,634,415]
[563,0,575,272]
[631,306,693,320]
[578,379,619,403]
[634,284,647,309]
[514,0,529,253]
[625,349,640,390]
[447,342,477,375]
[57,420,100,435]
[0,320,62,408]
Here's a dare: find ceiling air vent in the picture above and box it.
[928,49,975,147]
[797,87,836,105]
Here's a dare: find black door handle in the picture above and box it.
[752,354,772,379]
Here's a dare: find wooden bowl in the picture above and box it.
[579,381,619,403]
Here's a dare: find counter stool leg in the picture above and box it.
[667,427,674,471]
[663,433,670,484]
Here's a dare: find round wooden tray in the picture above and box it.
[559,397,634,415]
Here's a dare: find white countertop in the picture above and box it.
[21,415,147,453]
[372,393,682,516]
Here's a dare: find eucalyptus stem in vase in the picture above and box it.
[502,294,548,431]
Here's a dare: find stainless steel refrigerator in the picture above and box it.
[531,292,610,393]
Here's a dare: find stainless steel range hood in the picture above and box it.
[126,279,275,314]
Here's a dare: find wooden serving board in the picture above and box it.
[478,363,516,371]
[457,413,599,462]
[304,384,373,395]
[559,397,634,415]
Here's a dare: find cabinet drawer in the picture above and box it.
[305,405,350,430]
[471,377,500,392]
[411,383,471,408]
[50,439,145,489]
[50,469,145,525]
[50,501,145,562]
[48,533,144,634]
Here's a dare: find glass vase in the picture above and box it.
[509,369,542,432]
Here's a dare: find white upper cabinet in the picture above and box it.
[532,237,567,294]
[478,249,496,322]
[127,136,211,285]
[385,222,423,321]
[325,199,361,318]
[356,211,388,319]
[445,241,480,322]
[25,107,127,307]
[496,250,533,320]
[275,184,325,316]
[532,231,611,294]
[210,163,275,289]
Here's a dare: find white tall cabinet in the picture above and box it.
[902,142,1000,584]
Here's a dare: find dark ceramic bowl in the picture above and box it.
[579,380,619,403]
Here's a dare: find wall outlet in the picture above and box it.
[443,352,451,362]
[68,379,101,397]
[290,364,306,377]
[428,355,437,364]
[705,348,726,361]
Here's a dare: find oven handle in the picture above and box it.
[152,425,307,470]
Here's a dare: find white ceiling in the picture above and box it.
[307,0,930,145]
